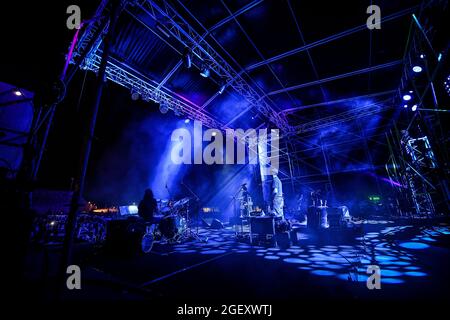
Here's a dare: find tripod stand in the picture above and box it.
[180,182,208,243]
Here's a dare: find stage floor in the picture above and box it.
[24,218,450,302]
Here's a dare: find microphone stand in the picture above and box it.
[165,183,172,200]
[181,181,207,242]
[227,185,245,236]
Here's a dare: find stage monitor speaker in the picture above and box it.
[250,217,276,235]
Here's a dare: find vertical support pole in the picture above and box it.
[286,141,295,194]
[59,0,121,293]
[319,133,334,203]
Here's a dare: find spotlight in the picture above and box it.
[403,104,408,108]
[183,48,192,69]
[131,90,140,101]
[411,104,418,111]
[211,131,217,137]
[184,119,190,124]
[13,89,22,96]
[420,54,425,59]
[200,66,210,78]
[159,103,169,114]
[403,94,412,101]
[412,65,423,73]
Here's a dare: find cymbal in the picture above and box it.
[173,197,190,207]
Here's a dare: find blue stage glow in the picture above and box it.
[277,252,291,256]
[298,267,312,271]
[405,271,427,277]
[381,269,403,277]
[311,270,336,276]
[201,249,227,255]
[383,278,405,284]
[322,264,344,270]
[405,266,420,270]
[376,255,396,262]
[178,250,197,254]
[264,255,280,260]
[399,242,429,249]
[391,261,410,266]
[283,258,309,264]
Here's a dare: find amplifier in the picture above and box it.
[249,216,276,235]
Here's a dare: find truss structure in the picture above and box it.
[131,0,291,131]
[82,53,226,129]
[404,136,437,215]
[69,0,434,195]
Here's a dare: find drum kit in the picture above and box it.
[141,197,207,253]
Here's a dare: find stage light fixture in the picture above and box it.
[412,104,418,111]
[444,75,450,96]
[403,104,408,108]
[211,131,217,137]
[131,90,140,101]
[183,48,192,69]
[200,66,210,78]
[159,103,169,114]
[412,65,423,73]
[420,54,425,59]
[403,94,412,101]
[13,89,22,96]
[184,119,190,124]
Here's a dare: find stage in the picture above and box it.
[2,0,449,315]
[22,217,450,303]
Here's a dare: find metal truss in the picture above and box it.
[71,0,110,65]
[82,53,226,129]
[404,136,437,215]
[294,100,390,134]
[133,0,291,132]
